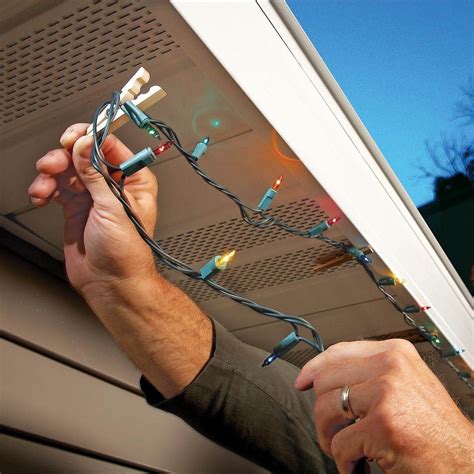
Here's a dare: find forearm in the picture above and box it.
[82,271,212,399]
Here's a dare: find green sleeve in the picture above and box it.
[140,319,337,474]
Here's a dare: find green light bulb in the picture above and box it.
[145,124,160,138]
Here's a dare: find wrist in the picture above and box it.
[81,268,164,311]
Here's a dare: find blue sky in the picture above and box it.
[288,0,473,206]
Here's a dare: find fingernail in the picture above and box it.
[74,135,93,156]
[60,128,74,147]
[30,197,45,207]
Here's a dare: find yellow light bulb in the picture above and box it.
[394,277,405,285]
[216,250,236,268]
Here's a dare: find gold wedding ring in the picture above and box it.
[341,384,357,420]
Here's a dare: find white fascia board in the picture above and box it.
[171,0,473,367]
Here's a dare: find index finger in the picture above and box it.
[59,123,89,151]
[295,339,417,391]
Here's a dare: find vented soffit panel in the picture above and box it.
[1,0,181,128]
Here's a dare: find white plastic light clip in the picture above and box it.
[86,67,167,136]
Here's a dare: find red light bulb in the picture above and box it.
[327,216,340,226]
[419,305,431,312]
[153,141,173,156]
[272,175,283,191]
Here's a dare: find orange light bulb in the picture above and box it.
[272,175,283,190]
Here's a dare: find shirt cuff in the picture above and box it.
[140,317,217,406]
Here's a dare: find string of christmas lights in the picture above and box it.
[91,91,324,363]
[90,91,471,388]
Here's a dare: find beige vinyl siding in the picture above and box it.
[0,248,266,473]
[0,434,148,474]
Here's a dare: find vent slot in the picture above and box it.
[0,0,180,124]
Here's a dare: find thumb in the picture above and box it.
[72,135,120,209]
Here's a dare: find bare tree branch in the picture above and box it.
[418,77,474,184]
[455,75,474,125]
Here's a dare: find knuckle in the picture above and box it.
[327,341,349,354]
[377,373,399,394]
[376,350,407,373]
[389,338,417,356]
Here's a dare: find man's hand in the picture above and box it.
[28,124,212,398]
[295,339,474,473]
[28,123,158,297]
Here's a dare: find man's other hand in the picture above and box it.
[295,339,474,473]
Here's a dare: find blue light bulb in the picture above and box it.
[192,137,210,160]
